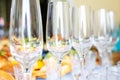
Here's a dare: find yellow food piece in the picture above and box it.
[61,65,72,76]
[62,55,72,66]
[8,57,19,65]
[34,60,45,70]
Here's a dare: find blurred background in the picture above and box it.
[74,0,120,24]
[0,0,48,41]
[0,0,120,41]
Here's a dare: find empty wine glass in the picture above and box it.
[92,9,118,53]
[72,5,92,60]
[84,9,109,80]
[46,1,71,80]
[92,9,110,66]
[99,10,119,67]
[107,11,119,52]
[72,5,93,80]
[9,0,43,80]
[92,9,108,48]
[106,11,120,78]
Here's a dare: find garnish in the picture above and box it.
[0,50,6,56]
[69,48,78,55]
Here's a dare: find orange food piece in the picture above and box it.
[32,66,46,79]
[0,56,8,68]
[51,34,65,41]
[111,52,120,65]
[0,70,15,80]
[0,56,14,74]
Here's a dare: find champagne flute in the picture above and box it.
[9,0,43,80]
[46,1,71,80]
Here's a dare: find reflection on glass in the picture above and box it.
[9,0,43,80]
[46,1,71,80]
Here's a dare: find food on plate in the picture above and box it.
[0,39,11,58]
[0,70,15,80]
[0,39,14,74]
[32,66,46,79]
[0,38,72,79]
[0,56,14,74]
[32,54,72,78]
[0,56,9,68]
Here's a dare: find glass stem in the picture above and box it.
[57,59,62,80]
[23,67,32,80]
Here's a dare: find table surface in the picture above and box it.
[36,73,74,80]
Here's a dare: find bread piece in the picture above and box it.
[111,52,120,65]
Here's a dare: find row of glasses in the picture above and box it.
[9,0,119,80]
[90,9,119,79]
[72,5,120,80]
[10,0,72,80]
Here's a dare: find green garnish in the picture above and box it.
[25,38,29,43]
[0,50,6,57]
[38,56,43,61]
[45,52,53,59]
[69,48,78,55]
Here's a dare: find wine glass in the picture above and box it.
[107,11,119,52]
[72,5,93,79]
[84,9,109,80]
[92,9,108,47]
[106,11,120,74]
[92,9,116,67]
[93,9,119,67]
[72,5,92,59]
[9,0,43,80]
[46,1,71,80]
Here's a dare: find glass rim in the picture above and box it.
[48,1,70,7]
[73,5,91,9]
[94,8,107,13]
